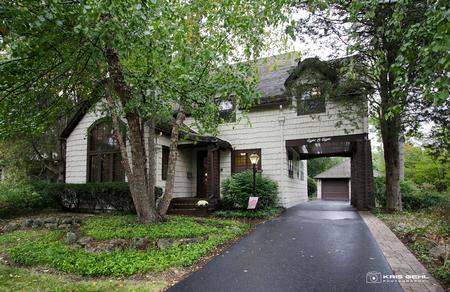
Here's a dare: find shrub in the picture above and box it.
[307,176,317,198]
[0,182,164,216]
[374,176,386,208]
[56,183,163,212]
[0,183,58,217]
[221,171,278,210]
[374,177,450,211]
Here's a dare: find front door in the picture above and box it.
[197,151,208,198]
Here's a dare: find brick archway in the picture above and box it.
[286,134,375,210]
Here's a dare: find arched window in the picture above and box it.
[87,119,125,182]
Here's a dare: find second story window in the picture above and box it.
[297,86,325,115]
[219,100,236,123]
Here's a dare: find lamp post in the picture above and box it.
[249,153,260,198]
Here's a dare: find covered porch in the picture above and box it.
[167,135,231,215]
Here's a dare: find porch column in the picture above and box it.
[207,146,220,201]
[351,139,375,210]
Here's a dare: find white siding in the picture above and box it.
[317,179,322,199]
[187,99,367,208]
[66,110,193,198]
[65,110,103,183]
[66,97,367,206]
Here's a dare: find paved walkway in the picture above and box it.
[360,211,445,292]
[169,200,403,292]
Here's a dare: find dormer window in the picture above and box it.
[219,100,236,123]
[297,86,325,115]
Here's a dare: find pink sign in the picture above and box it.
[247,197,259,209]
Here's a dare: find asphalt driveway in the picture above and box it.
[169,200,403,292]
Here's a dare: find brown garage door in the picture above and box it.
[322,179,349,201]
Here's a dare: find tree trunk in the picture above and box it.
[104,48,158,223]
[158,108,186,216]
[147,119,157,208]
[380,109,402,211]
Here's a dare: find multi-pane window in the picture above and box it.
[288,153,294,178]
[232,149,261,174]
[297,86,325,115]
[219,100,236,123]
[87,120,125,182]
[161,146,170,180]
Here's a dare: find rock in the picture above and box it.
[3,223,20,233]
[60,218,73,225]
[58,224,71,229]
[44,217,57,224]
[416,236,437,249]
[77,236,94,247]
[430,245,450,261]
[22,219,34,228]
[72,218,82,224]
[106,239,128,251]
[64,232,78,244]
[44,223,58,230]
[177,237,204,245]
[131,238,153,250]
[31,219,43,229]
[157,238,174,249]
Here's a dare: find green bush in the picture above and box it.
[0,183,59,217]
[214,207,283,219]
[307,176,317,198]
[221,171,278,210]
[0,182,164,216]
[57,182,163,212]
[374,176,386,208]
[374,177,450,211]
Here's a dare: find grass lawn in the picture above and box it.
[0,264,166,292]
[0,214,251,291]
[375,209,449,289]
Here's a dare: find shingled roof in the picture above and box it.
[314,159,351,179]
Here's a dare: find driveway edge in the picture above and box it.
[359,211,445,292]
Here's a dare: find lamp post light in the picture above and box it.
[249,153,260,198]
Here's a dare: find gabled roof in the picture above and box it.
[314,159,351,179]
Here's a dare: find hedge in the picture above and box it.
[374,177,449,211]
[0,182,163,216]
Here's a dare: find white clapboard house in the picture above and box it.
[60,53,375,214]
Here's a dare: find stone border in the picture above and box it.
[359,211,445,292]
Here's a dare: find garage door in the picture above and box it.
[322,179,349,201]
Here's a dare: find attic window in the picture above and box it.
[297,86,325,115]
[218,100,236,123]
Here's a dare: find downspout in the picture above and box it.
[278,105,286,206]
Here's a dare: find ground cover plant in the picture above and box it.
[375,210,450,289]
[213,208,284,219]
[0,215,249,277]
[0,264,166,292]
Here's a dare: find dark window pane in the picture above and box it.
[162,146,170,180]
[88,120,125,182]
[232,149,261,174]
[297,87,325,115]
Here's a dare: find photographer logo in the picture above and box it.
[366,271,382,283]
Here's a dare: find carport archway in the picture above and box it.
[286,133,375,210]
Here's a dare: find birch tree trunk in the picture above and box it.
[147,119,157,209]
[104,48,159,223]
[158,108,186,216]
